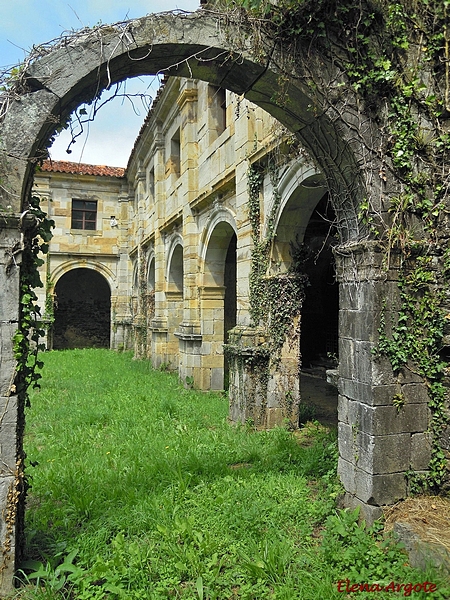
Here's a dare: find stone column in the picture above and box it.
[227,326,270,427]
[150,135,169,369]
[196,286,226,390]
[0,216,22,596]
[112,189,133,350]
[335,241,430,524]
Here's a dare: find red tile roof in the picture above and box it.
[41,160,125,178]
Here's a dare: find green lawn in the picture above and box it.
[13,349,449,599]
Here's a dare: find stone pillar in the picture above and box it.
[266,313,301,429]
[335,241,430,524]
[196,286,226,390]
[150,137,169,369]
[227,326,270,427]
[111,190,134,351]
[0,216,22,595]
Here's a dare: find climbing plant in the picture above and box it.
[219,0,450,490]
[13,195,54,404]
[247,157,309,358]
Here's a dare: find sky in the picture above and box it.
[0,0,200,167]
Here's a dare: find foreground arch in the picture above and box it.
[0,11,362,239]
[0,8,435,595]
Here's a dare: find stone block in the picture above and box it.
[394,522,450,571]
[201,342,211,356]
[357,432,410,475]
[397,367,425,384]
[338,338,394,385]
[338,422,357,464]
[343,401,429,436]
[0,264,20,323]
[355,469,407,505]
[202,319,214,335]
[339,309,378,342]
[338,456,356,495]
[0,324,17,397]
[410,432,433,471]
[441,425,450,451]
[401,383,429,404]
[341,493,383,526]
[210,368,223,390]
[339,380,403,407]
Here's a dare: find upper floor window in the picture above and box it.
[171,129,181,177]
[71,199,97,230]
[209,86,227,136]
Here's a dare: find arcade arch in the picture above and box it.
[201,218,237,390]
[53,268,111,350]
[270,164,338,427]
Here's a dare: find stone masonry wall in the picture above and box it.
[0,218,22,595]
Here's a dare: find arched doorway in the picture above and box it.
[166,241,184,368]
[201,220,237,390]
[299,194,339,427]
[202,221,237,390]
[53,268,111,349]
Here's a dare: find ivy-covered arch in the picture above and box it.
[0,11,363,239]
[1,5,448,593]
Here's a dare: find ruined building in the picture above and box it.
[1,10,449,592]
[34,77,337,430]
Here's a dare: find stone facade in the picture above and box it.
[35,78,325,411]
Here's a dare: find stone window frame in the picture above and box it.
[71,198,98,230]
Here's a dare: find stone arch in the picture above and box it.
[268,159,327,272]
[51,259,116,291]
[0,11,412,591]
[166,237,184,294]
[53,267,111,350]
[200,208,237,287]
[200,216,237,390]
[0,12,363,242]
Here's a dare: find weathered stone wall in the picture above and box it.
[335,242,433,522]
[0,218,22,595]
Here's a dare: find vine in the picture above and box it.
[226,0,450,490]
[247,157,308,358]
[13,195,54,403]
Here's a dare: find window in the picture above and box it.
[209,86,227,136]
[71,199,97,230]
[170,129,181,177]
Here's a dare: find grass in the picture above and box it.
[11,348,450,599]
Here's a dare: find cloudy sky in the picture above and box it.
[0,0,200,167]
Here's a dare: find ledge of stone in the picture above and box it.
[394,522,450,573]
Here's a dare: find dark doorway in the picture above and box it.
[53,268,111,349]
[300,195,339,426]
[224,233,237,388]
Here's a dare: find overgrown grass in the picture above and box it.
[12,349,450,599]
